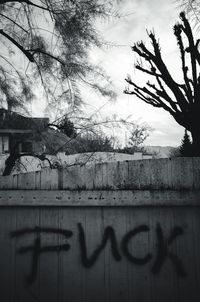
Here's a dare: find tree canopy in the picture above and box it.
[0,0,117,114]
[125,12,200,155]
[128,123,151,150]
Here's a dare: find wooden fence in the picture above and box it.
[0,158,200,302]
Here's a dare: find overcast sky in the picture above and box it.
[29,0,186,146]
[80,0,185,147]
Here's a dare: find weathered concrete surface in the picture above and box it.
[0,157,200,190]
[0,158,200,302]
[0,189,200,206]
[0,206,200,302]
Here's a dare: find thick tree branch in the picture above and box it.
[0,0,52,12]
[28,48,64,65]
[174,23,193,103]
[132,34,190,112]
[195,39,200,65]
[153,57,189,111]
[147,81,179,113]
[125,77,176,116]
[3,152,52,176]
[136,60,180,113]
[132,44,151,62]
[0,13,28,33]
[125,88,161,107]
[0,29,35,62]
[135,64,162,78]
[180,12,198,99]
[148,31,162,58]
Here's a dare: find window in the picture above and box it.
[0,136,9,153]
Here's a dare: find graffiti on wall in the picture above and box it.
[10,223,187,284]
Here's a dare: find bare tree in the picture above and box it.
[0,0,117,113]
[125,12,200,155]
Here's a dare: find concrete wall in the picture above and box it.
[0,158,200,302]
[0,157,199,191]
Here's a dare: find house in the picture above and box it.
[0,109,49,155]
[0,109,154,174]
[0,109,80,174]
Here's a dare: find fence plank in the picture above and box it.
[174,208,199,302]
[17,172,36,190]
[126,208,151,302]
[84,208,106,302]
[60,208,86,302]
[149,208,178,302]
[0,209,16,302]
[192,157,200,189]
[39,208,59,302]
[0,158,200,190]
[0,157,200,302]
[103,208,129,302]
[41,169,59,190]
[170,157,194,189]
[14,208,40,302]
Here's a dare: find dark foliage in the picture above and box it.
[77,133,114,153]
[179,129,193,156]
[59,118,77,138]
[78,223,121,268]
[49,117,77,138]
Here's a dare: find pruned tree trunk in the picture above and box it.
[191,129,200,156]
[124,12,200,156]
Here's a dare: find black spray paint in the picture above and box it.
[78,223,121,267]
[10,223,186,284]
[151,223,187,277]
[121,225,152,265]
[11,227,73,284]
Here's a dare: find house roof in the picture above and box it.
[0,109,49,132]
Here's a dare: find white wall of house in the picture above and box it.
[56,151,147,165]
[143,154,153,160]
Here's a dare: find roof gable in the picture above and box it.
[0,109,49,131]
